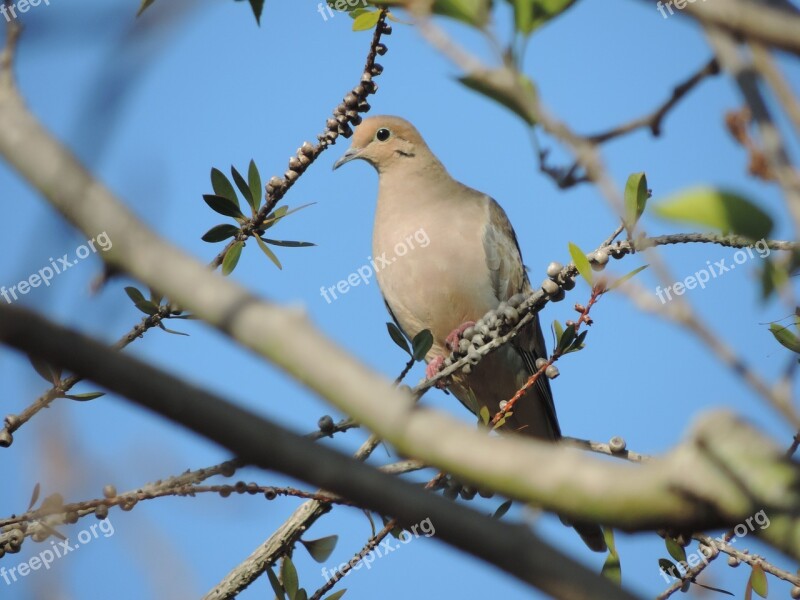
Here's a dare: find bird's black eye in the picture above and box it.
[376,128,391,142]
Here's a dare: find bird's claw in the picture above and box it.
[425,355,449,389]
[445,321,476,351]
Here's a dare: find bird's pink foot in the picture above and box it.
[445,321,476,351]
[425,355,448,389]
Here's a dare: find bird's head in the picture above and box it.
[332,116,429,173]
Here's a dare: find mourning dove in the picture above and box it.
[333,116,606,552]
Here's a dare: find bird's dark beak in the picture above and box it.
[332,147,362,171]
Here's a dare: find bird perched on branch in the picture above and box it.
[333,115,606,552]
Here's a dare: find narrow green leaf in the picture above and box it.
[624,172,648,228]
[135,301,159,315]
[750,564,768,597]
[295,589,308,600]
[261,239,316,248]
[211,168,239,207]
[28,483,41,510]
[231,166,253,212]
[202,224,240,243]
[552,320,564,347]
[266,567,285,599]
[352,10,381,30]
[653,187,773,240]
[248,0,265,25]
[248,160,262,214]
[769,323,800,353]
[136,0,156,17]
[386,322,411,355]
[124,286,147,305]
[601,528,621,584]
[412,329,434,361]
[556,323,577,354]
[568,242,593,285]
[29,355,61,384]
[256,235,282,270]
[512,0,578,34]
[64,392,105,402]
[300,535,339,563]
[658,558,680,580]
[322,591,347,600]
[222,241,244,276]
[158,323,189,336]
[492,499,512,520]
[432,0,491,27]
[608,265,649,291]
[281,557,299,600]
[203,194,245,219]
[479,406,491,426]
[665,537,687,563]
[459,68,538,126]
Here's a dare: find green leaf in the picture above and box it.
[260,239,316,248]
[203,194,245,220]
[432,0,491,27]
[479,406,491,426]
[266,566,285,599]
[750,563,768,597]
[211,168,239,208]
[135,300,160,315]
[29,355,61,384]
[248,0,265,25]
[459,68,538,126]
[658,558,680,580]
[295,590,308,600]
[231,166,253,213]
[322,591,347,600]
[202,224,240,243]
[568,242,593,285]
[492,499,512,520]
[530,0,578,32]
[601,528,621,584]
[653,187,773,240]
[300,535,339,563]
[386,322,411,355]
[352,10,381,30]
[412,329,434,361]
[65,392,105,401]
[665,537,687,563]
[281,557,299,600]
[552,320,564,347]
[769,322,800,353]
[608,265,649,291]
[624,172,648,228]
[124,286,147,305]
[222,241,244,276]
[248,160,262,214]
[556,323,577,354]
[28,482,41,510]
[136,0,156,17]
[256,235,282,270]
[263,203,315,230]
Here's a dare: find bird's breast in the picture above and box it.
[372,196,498,357]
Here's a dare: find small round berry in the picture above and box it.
[318,415,335,434]
[727,555,740,567]
[103,485,117,499]
[546,262,563,278]
[95,504,109,520]
[541,279,560,296]
[609,436,626,453]
[545,365,559,379]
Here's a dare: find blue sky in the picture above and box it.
[1,0,799,598]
